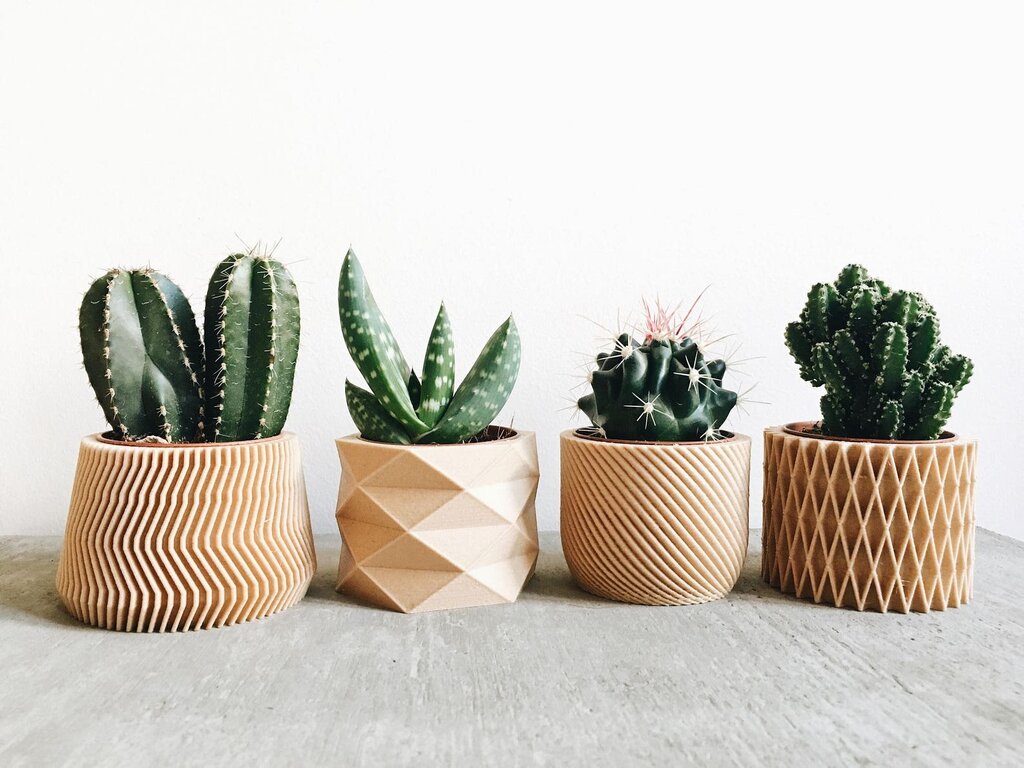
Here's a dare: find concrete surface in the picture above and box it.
[1,531,1022,767]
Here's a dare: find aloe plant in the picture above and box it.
[338,249,520,444]
[577,299,739,441]
[79,251,300,443]
[785,264,973,440]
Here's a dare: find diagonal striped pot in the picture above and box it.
[560,430,751,605]
[56,433,316,632]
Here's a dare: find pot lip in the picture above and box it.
[563,427,747,447]
[337,425,527,448]
[780,421,959,444]
[91,431,293,448]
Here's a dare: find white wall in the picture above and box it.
[2,1,1022,539]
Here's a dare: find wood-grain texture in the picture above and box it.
[560,431,751,605]
[3,531,1022,766]
[56,433,316,631]
[762,426,977,613]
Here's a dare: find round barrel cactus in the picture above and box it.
[577,300,738,442]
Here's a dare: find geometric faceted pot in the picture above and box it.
[56,433,316,632]
[334,428,540,613]
[762,422,977,613]
[560,429,752,606]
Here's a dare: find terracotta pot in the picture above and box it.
[761,422,978,613]
[334,428,540,613]
[56,433,316,632]
[560,429,751,605]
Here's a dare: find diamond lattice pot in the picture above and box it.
[560,430,752,606]
[334,429,540,613]
[761,423,977,613]
[56,433,317,632]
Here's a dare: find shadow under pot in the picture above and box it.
[761,422,977,613]
[560,429,752,606]
[56,433,317,632]
[334,427,540,613]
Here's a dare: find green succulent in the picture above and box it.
[578,302,738,441]
[339,249,520,444]
[79,250,300,443]
[785,264,972,440]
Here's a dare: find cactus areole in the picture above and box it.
[577,300,739,443]
[785,264,973,441]
[79,251,300,444]
[338,249,520,445]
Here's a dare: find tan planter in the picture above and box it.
[334,429,540,613]
[56,433,316,632]
[560,430,751,605]
[761,423,978,613]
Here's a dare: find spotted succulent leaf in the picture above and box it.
[419,317,520,444]
[338,250,428,438]
[416,303,455,428]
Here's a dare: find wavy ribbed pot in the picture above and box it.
[335,429,540,613]
[560,430,751,605]
[56,433,316,632]
[762,423,977,613]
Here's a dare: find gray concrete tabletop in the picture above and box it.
[2,530,1022,767]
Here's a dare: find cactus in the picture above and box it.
[204,252,301,442]
[339,249,520,444]
[577,301,738,442]
[785,264,972,440]
[79,268,204,442]
[79,251,300,444]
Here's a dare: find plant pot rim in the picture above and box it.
[92,431,294,448]
[779,421,959,445]
[338,425,527,448]
[564,428,746,447]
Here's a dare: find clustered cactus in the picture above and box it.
[785,264,972,440]
[79,250,300,443]
[578,301,738,441]
[339,249,520,444]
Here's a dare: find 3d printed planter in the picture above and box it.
[761,423,977,613]
[334,429,540,613]
[56,433,316,631]
[560,430,751,605]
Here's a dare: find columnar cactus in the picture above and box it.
[79,252,300,443]
[79,269,204,442]
[785,264,973,440]
[577,302,738,442]
[339,249,520,444]
[204,252,301,442]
